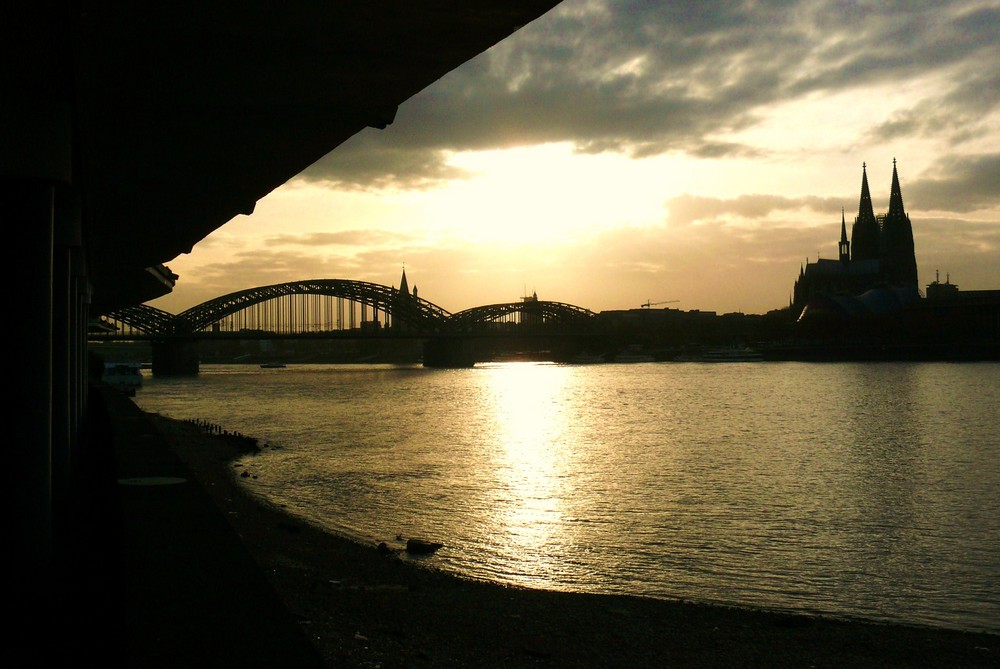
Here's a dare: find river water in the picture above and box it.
[133,361,1000,633]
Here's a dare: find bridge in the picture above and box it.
[92,278,602,370]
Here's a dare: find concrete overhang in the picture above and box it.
[4,2,562,312]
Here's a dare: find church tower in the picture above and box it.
[392,266,415,332]
[790,160,920,312]
[398,267,410,297]
[879,158,918,287]
[838,208,850,265]
[850,163,880,261]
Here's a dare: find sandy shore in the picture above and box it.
[146,413,997,668]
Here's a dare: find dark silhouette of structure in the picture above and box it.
[782,161,998,358]
[5,3,562,662]
[393,267,422,333]
[792,160,918,310]
[92,269,601,370]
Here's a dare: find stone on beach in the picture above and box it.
[405,538,444,554]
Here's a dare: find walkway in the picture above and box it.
[48,384,325,667]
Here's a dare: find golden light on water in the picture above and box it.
[136,363,1000,632]
[482,363,575,582]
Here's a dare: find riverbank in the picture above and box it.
[146,411,997,668]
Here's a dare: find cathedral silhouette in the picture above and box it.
[792,160,918,311]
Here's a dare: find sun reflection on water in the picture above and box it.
[481,362,575,584]
[135,362,1000,633]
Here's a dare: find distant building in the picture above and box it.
[392,267,419,331]
[792,160,918,311]
[520,290,544,327]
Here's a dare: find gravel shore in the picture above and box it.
[147,413,997,668]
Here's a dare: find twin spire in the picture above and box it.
[857,161,876,223]
[850,160,884,261]
[792,158,918,308]
[848,158,917,285]
[887,157,905,219]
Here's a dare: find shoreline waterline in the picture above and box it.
[143,409,998,667]
[135,362,1000,638]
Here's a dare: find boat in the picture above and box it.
[259,362,287,368]
[101,361,143,395]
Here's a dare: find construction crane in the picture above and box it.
[641,299,679,308]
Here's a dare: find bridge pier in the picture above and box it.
[423,337,479,368]
[151,339,200,375]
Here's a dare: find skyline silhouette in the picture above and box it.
[149,0,999,317]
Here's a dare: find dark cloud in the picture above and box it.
[909,153,1000,212]
[298,134,472,190]
[788,3,1000,95]
[298,0,998,190]
[688,142,766,160]
[865,68,1000,145]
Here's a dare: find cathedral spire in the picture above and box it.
[858,162,875,222]
[887,157,905,219]
[880,158,918,287]
[850,161,880,261]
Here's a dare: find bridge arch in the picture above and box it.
[95,282,599,342]
[92,283,603,371]
[173,279,453,334]
[446,300,597,333]
[99,303,177,336]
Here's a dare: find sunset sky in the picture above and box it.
[149,0,1000,317]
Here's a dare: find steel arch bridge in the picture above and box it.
[96,279,453,337]
[174,279,452,334]
[447,301,597,333]
[100,303,177,335]
[94,279,597,337]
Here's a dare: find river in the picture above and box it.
[133,361,1000,634]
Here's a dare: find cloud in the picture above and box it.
[560,216,839,311]
[152,249,343,315]
[914,215,1000,289]
[787,3,1000,95]
[865,67,1000,146]
[298,0,999,190]
[664,193,844,227]
[265,229,415,247]
[297,134,473,190]
[156,0,999,316]
[909,153,1000,212]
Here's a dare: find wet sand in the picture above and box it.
[147,413,997,668]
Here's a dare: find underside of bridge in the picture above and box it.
[3,0,562,639]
